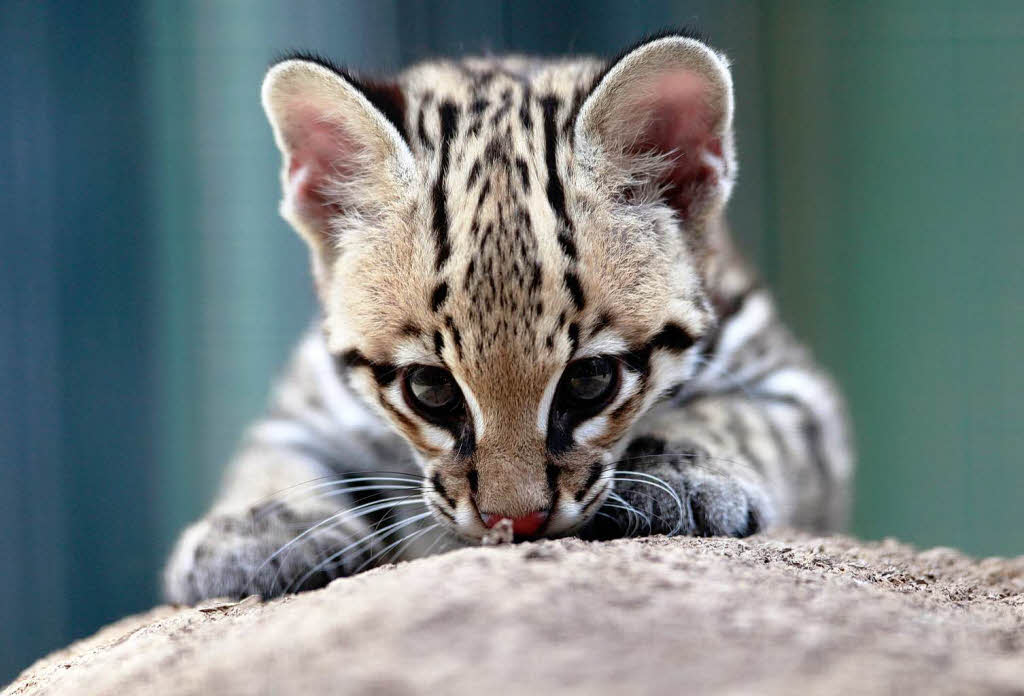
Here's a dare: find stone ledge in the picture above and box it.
[5,533,1024,695]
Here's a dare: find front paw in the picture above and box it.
[163,507,358,604]
[586,439,770,540]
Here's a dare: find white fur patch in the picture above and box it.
[535,370,563,434]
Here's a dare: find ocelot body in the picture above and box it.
[164,33,853,604]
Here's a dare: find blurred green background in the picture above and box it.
[2,0,1021,684]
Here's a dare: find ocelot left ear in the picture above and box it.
[575,34,737,227]
[262,57,414,289]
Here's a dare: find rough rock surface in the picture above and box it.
[5,532,1024,695]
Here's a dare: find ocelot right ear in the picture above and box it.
[574,34,737,230]
[262,57,414,286]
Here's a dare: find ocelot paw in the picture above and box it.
[585,438,771,540]
[162,505,359,604]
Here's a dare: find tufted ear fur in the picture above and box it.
[575,35,736,227]
[262,58,414,287]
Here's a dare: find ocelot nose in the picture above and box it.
[481,510,549,537]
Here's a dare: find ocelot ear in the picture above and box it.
[575,34,736,226]
[262,57,414,282]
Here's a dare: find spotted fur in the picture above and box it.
[164,33,853,604]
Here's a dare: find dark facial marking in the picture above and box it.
[519,85,534,132]
[576,460,605,502]
[620,323,698,378]
[484,137,507,166]
[567,322,580,358]
[590,312,613,337]
[466,158,481,188]
[515,157,531,193]
[417,108,434,150]
[379,396,418,433]
[433,504,456,523]
[490,90,513,125]
[444,315,464,360]
[339,350,397,387]
[431,472,457,509]
[453,423,476,459]
[563,271,585,312]
[610,393,641,421]
[546,462,561,495]
[651,323,695,353]
[430,281,449,312]
[556,230,578,260]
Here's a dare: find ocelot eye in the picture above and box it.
[404,365,462,414]
[560,357,618,407]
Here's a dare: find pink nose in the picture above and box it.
[482,511,549,537]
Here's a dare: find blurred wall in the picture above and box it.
[1,0,1022,684]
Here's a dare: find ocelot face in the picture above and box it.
[263,34,736,541]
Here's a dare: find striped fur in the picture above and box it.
[164,34,853,604]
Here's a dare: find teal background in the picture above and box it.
[2,0,1021,684]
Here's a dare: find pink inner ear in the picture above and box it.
[283,107,358,226]
[634,72,723,219]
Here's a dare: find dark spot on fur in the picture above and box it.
[567,322,580,357]
[557,230,577,260]
[431,282,449,312]
[339,350,397,387]
[576,461,605,502]
[546,462,561,492]
[515,157,531,192]
[466,159,481,188]
[651,323,695,353]
[445,315,464,359]
[432,472,457,509]
[564,272,585,311]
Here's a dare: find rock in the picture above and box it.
[5,532,1024,695]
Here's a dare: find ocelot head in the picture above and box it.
[262,33,737,542]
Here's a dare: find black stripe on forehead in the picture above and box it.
[541,95,583,271]
[431,101,459,271]
[540,96,569,227]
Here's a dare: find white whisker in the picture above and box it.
[254,496,425,589]
[614,470,686,535]
[288,512,433,592]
